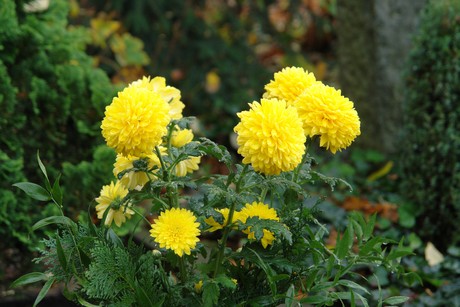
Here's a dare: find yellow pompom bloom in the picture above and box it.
[175,156,201,177]
[130,76,185,120]
[150,208,201,257]
[171,128,194,148]
[234,98,306,175]
[204,208,242,232]
[238,202,279,248]
[101,85,171,156]
[95,181,134,227]
[113,154,161,190]
[294,83,361,154]
[264,66,317,105]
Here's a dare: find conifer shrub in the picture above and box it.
[0,0,115,252]
[401,0,460,250]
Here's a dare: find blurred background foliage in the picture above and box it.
[72,0,337,140]
[2,0,460,306]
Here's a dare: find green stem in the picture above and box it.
[179,256,187,281]
[260,186,268,202]
[131,207,151,225]
[155,146,178,208]
[213,164,249,277]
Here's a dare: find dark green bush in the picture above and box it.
[401,0,460,251]
[0,0,115,254]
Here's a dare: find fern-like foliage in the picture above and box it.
[84,241,166,306]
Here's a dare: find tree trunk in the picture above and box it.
[337,0,428,154]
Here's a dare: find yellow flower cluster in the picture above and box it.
[234,67,361,174]
[204,202,280,249]
[262,66,361,154]
[150,208,201,257]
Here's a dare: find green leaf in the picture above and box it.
[215,274,236,290]
[37,151,51,191]
[337,279,370,295]
[76,294,101,307]
[300,295,333,305]
[55,236,68,271]
[382,296,409,305]
[363,214,376,241]
[52,174,63,206]
[33,277,55,307]
[32,216,77,233]
[336,224,353,259]
[285,284,295,307]
[10,272,48,288]
[106,228,124,247]
[12,182,51,201]
[203,281,219,307]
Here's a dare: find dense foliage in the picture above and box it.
[401,0,460,251]
[0,0,115,255]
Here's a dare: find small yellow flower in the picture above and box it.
[113,154,161,190]
[194,280,203,293]
[150,208,201,257]
[95,181,134,227]
[264,66,317,105]
[234,98,306,175]
[130,76,185,120]
[101,84,170,156]
[294,83,361,153]
[171,128,194,148]
[238,202,279,248]
[204,208,242,232]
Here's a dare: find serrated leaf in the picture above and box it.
[383,296,409,305]
[336,225,353,259]
[10,272,48,288]
[203,281,219,307]
[215,274,236,290]
[13,182,50,201]
[33,277,55,307]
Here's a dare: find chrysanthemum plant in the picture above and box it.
[13,69,414,306]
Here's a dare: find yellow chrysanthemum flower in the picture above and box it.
[171,128,194,148]
[294,83,361,154]
[264,66,317,105]
[234,98,306,175]
[113,154,161,190]
[95,181,134,227]
[204,208,242,232]
[101,85,170,156]
[175,156,201,177]
[238,202,280,248]
[150,208,201,257]
[130,76,185,120]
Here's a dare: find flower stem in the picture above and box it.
[155,146,178,208]
[179,256,187,281]
[213,164,248,277]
